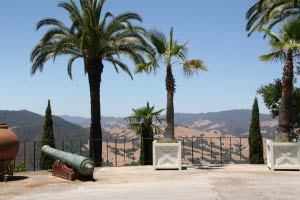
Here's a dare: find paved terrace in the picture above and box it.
[1,165,300,200]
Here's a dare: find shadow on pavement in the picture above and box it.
[0,175,29,182]
[193,164,225,170]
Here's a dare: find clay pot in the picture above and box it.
[0,122,20,172]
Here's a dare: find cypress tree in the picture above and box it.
[249,97,264,164]
[39,99,56,169]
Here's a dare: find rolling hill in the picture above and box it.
[0,110,89,141]
[0,109,277,142]
[61,109,277,138]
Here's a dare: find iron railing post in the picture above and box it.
[182,138,185,160]
[201,137,204,160]
[240,137,242,161]
[61,140,64,151]
[220,137,222,164]
[229,137,232,162]
[191,137,194,164]
[70,140,73,152]
[124,138,126,163]
[23,141,26,169]
[33,141,36,172]
[115,139,117,167]
[132,139,135,164]
[79,140,82,155]
[106,139,109,165]
[210,138,213,163]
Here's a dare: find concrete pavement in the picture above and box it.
[1,165,300,200]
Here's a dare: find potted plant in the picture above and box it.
[258,19,300,170]
[136,27,207,170]
[125,102,164,165]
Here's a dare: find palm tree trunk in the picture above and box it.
[277,48,294,141]
[87,60,103,166]
[165,64,175,142]
[143,125,153,165]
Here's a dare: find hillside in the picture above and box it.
[0,110,89,141]
[174,109,276,137]
[0,109,277,142]
[61,109,277,137]
[60,115,127,128]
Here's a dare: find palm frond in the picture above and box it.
[114,12,142,23]
[183,59,208,77]
[32,0,154,84]
[170,43,187,60]
[149,29,167,54]
[259,51,286,62]
[259,28,280,42]
[152,125,163,135]
[58,1,83,26]
[40,28,68,46]
[95,0,105,22]
[127,123,143,135]
[135,61,159,74]
[36,18,68,30]
[169,27,174,50]
[105,57,133,79]
[125,102,164,136]
[67,55,81,79]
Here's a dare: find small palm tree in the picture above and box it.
[136,27,207,142]
[30,0,155,165]
[259,19,300,140]
[246,0,300,36]
[125,102,164,165]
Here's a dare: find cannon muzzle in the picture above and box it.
[41,145,94,177]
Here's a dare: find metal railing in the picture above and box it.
[13,137,271,171]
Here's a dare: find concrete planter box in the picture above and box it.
[266,139,300,170]
[153,141,181,170]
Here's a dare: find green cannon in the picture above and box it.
[41,145,94,180]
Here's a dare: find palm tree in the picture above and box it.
[125,102,164,165]
[246,0,300,36]
[136,27,207,142]
[30,0,155,166]
[259,19,300,140]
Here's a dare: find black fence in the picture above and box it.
[14,137,270,171]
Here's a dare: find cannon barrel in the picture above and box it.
[41,145,94,176]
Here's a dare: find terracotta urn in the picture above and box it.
[0,122,20,171]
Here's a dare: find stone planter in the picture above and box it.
[266,139,300,170]
[153,141,181,170]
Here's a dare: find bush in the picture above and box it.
[249,97,264,164]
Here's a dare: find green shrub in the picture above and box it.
[3,160,26,173]
[249,97,264,164]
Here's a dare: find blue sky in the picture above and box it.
[0,0,292,118]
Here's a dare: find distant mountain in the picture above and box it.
[60,115,127,128]
[60,109,277,137]
[60,115,91,126]
[174,109,276,137]
[0,110,89,141]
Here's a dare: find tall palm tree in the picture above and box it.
[246,0,300,36]
[136,27,207,142]
[30,0,155,166]
[125,102,164,165]
[259,19,300,140]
